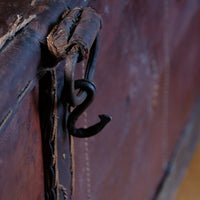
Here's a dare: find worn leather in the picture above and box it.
[0,1,90,200]
[1,0,200,200]
[0,0,89,135]
[71,0,200,200]
[47,7,102,61]
[0,86,44,200]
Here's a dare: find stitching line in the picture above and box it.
[82,61,92,200]
[70,135,75,199]
[52,69,60,199]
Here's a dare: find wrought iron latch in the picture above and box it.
[47,7,111,138]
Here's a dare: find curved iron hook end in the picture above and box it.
[98,114,112,127]
[69,114,111,138]
[89,114,112,134]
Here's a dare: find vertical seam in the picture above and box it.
[82,61,92,200]
[52,69,60,199]
[70,135,75,199]
[84,117,92,200]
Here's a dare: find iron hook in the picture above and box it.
[67,79,111,138]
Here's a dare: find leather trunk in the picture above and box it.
[0,0,200,200]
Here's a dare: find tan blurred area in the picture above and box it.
[175,142,200,200]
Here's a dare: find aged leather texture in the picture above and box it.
[0,0,90,200]
[0,86,44,200]
[0,0,89,135]
[1,0,200,200]
[70,0,200,200]
[47,7,101,61]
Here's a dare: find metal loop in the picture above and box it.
[64,34,100,107]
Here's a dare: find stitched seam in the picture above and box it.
[52,69,60,199]
[70,135,75,198]
[82,61,92,200]
[84,131,92,199]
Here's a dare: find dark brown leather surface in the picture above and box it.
[0,86,44,200]
[56,66,73,199]
[39,63,73,199]
[71,0,200,200]
[0,0,89,135]
[0,1,89,199]
[1,0,200,200]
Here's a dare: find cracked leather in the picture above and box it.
[47,7,102,61]
[0,1,89,200]
[2,1,200,200]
